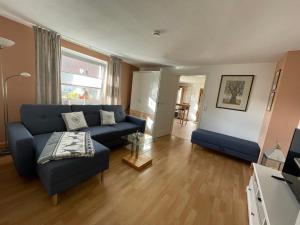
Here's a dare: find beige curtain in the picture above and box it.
[34,26,61,104]
[104,56,122,105]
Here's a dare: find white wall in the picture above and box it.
[167,63,276,142]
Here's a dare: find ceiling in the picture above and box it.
[1,0,300,67]
[180,75,205,84]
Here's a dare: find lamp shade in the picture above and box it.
[264,148,285,162]
[298,120,300,129]
[19,72,31,77]
[0,37,15,49]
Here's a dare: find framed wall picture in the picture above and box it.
[266,69,281,111]
[266,91,275,111]
[271,69,281,91]
[216,75,254,111]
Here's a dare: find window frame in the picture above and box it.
[60,47,108,105]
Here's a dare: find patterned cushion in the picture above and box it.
[62,111,88,131]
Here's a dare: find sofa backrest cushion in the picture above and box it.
[102,105,126,123]
[20,104,72,135]
[71,105,102,126]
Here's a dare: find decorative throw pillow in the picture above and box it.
[62,111,88,131]
[102,105,126,123]
[100,110,116,125]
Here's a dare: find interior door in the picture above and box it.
[152,70,179,138]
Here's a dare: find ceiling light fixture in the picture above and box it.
[152,30,161,37]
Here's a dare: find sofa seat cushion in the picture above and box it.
[112,122,141,136]
[83,126,121,142]
[33,133,110,195]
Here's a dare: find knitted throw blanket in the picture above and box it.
[37,132,95,164]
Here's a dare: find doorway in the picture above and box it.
[172,75,206,140]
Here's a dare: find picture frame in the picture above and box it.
[216,75,254,111]
[266,91,275,111]
[271,69,281,91]
[266,69,281,111]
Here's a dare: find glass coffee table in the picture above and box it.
[122,132,153,170]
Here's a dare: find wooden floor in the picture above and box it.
[172,119,197,140]
[0,136,251,225]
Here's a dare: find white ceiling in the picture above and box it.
[180,75,205,84]
[1,0,300,67]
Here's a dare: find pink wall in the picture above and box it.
[259,51,300,156]
[0,16,138,145]
[258,56,286,149]
[0,16,36,147]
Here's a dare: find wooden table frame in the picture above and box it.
[122,139,152,170]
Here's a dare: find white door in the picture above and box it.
[152,70,179,138]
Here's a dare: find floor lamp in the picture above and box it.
[0,36,31,155]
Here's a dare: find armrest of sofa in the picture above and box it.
[7,122,36,177]
[126,115,146,133]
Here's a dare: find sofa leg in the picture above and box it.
[52,194,58,206]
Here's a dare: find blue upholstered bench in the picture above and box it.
[191,129,260,162]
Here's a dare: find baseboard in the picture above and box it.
[0,141,7,149]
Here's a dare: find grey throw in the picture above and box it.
[37,132,95,164]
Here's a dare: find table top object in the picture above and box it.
[122,132,153,170]
[264,148,286,163]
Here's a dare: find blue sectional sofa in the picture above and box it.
[8,104,146,200]
[191,129,260,162]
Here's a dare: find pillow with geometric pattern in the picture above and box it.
[61,111,88,131]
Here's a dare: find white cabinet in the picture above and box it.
[247,164,300,225]
[130,70,179,137]
[151,70,179,138]
[130,71,161,134]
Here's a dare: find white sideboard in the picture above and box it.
[247,163,300,225]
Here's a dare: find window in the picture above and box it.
[61,49,107,105]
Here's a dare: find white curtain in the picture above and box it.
[34,26,61,104]
[104,56,122,105]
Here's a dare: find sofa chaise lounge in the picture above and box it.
[191,129,260,163]
[8,104,146,204]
